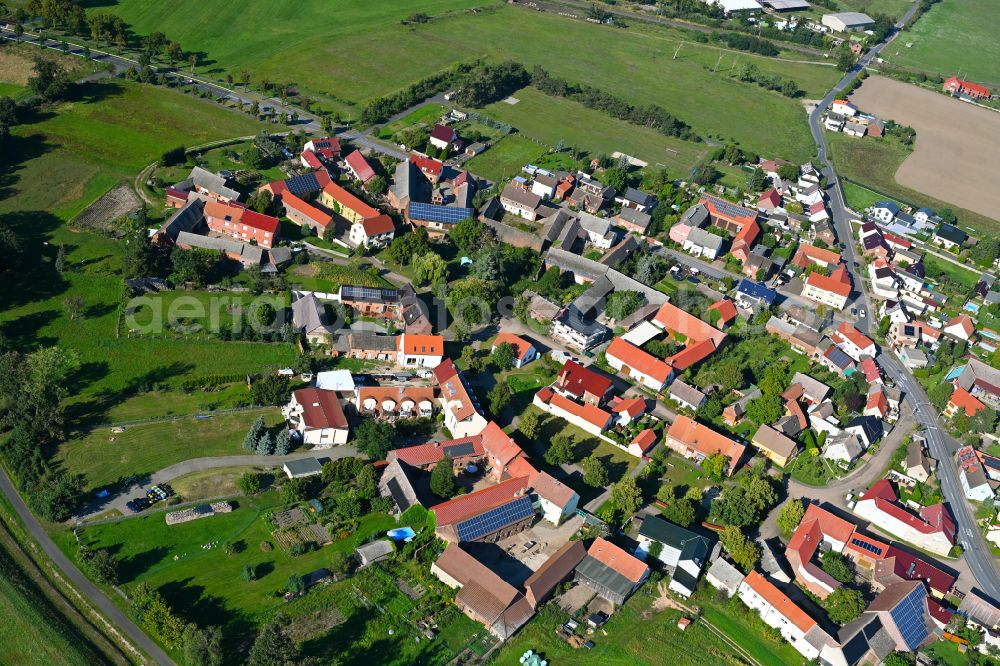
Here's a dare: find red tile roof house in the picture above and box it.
[434,359,488,439]
[853,480,956,557]
[303,136,341,163]
[664,416,746,476]
[832,322,876,362]
[945,386,986,418]
[610,396,647,426]
[737,571,832,661]
[786,503,856,599]
[429,124,460,151]
[533,386,614,438]
[698,193,757,235]
[532,471,580,525]
[491,332,537,369]
[205,200,280,249]
[344,149,377,184]
[706,298,738,328]
[792,243,841,270]
[432,476,534,543]
[859,356,882,384]
[388,434,485,470]
[554,360,613,406]
[348,214,395,250]
[605,337,673,392]
[873,545,957,599]
[802,265,852,310]
[575,537,650,606]
[282,388,349,447]
[410,153,444,183]
[757,188,782,213]
[431,544,535,640]
[944,314,975,341]
[943,76,992,100]
[627,428,658,458]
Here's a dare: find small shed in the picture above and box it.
[355,539,394,567]
[283,458,323,479]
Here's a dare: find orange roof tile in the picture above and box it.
[629,429,658,455]
[793,243,842,268]
[432,476,529,526]
[322,181,381,219]
[607,338,672,384]
[706,298,738,326]
[587,537,649,583]
[743,571,817,633]
[949,386,986,416]
[493,332,535,362]
[666,416,745,472]
[539,390,613,431]
[399,334,443,356]
[805,267,851,297]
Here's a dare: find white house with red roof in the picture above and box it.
[943,76,992,100]
[429,124,460,151]
[757,188,782,213]
[283,388,349,447]
[554,360,613,405]
[611,396,647,426]
[944,314,975,341]
[605,337,673,391]
[627,429,658,458]
[802,265,852,310]
[738,571,832,660]
[491,332,537,369]
[832,322,876,362]
[853,480,956,557]
[533,386,613,437]
[303,137,341,163]
[831,99,857,117]
[434,359,488,438]
[344,149,377,184]
[532,471,579,525]
[348,214,395,249]
[786,502,856,599]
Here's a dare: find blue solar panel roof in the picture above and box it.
[889,585,929,650]
[737,279,778,303]
[455,496,533,541]
[285,173,322,196]
[408,202,475,225]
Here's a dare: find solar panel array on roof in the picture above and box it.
[982,456,1000,471]
[705,195,753,219]
[850,537,883,557]
[455,496,533,541]
[444,442,475,458]
[285,173,321,196]
[341,285,399,303]
[889,586,929,650]
[409,202,475,225]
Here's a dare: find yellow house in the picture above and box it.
[751,424,799,468]
[320,182,381,224]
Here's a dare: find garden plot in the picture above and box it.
[271,507,331,551]
[71,183,142,236]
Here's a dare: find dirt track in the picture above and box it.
[849,75,1000,221]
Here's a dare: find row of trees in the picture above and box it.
[242,416,292,456]
[531,65,696,140]
[733,62,801,98]
[717,32,779,57]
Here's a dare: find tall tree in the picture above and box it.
[183,625,224,666]
[354,419,395,460]
[610,476,642,517]
[248,620,297,666]
[430,455,456,498]
[583,455,609,487]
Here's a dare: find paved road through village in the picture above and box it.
[806,3,1000,600]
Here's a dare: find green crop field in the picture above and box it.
[887,0,1000,85]
[482,87,710,176]
[57,408,281,492]
[97,1,838,162]
[834,0,913,18]
[826,132,1000,235]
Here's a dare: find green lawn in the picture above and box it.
[841,179,904,212]
[465,133,547,183]
[495,581,801,666]
[97,1,839,162]
[923,640,973,666]
[924,254,980,290]
[887,0,1000,84]
[826,131,1000,235]
[481,87,710,175]
[835,0,914,18]
[57,408,281,492]
[377,102,447,139]
[76,492,413,648]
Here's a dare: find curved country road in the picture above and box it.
[0,468,175,665]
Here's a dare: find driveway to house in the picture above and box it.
[0,468,176,665]
[76,448,359,522]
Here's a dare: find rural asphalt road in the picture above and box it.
[805,1,1000,599]
[78,447,361,521]
[0,468,175,666]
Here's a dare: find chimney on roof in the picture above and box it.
[433,442,440,447]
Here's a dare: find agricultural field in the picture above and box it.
[826,130,1000,237]
[841,180,903,213]
[833,0,913,18]
[847,75,1000,225]
[886,0,1000,85]
[481,87,710,176]
[95,1,839,163]
[56,408,282,492]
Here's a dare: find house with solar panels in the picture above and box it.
[338,285,401,318]
[431,476,535,544]
[408,202,476,238]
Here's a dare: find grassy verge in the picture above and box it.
[465,134,548,183]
